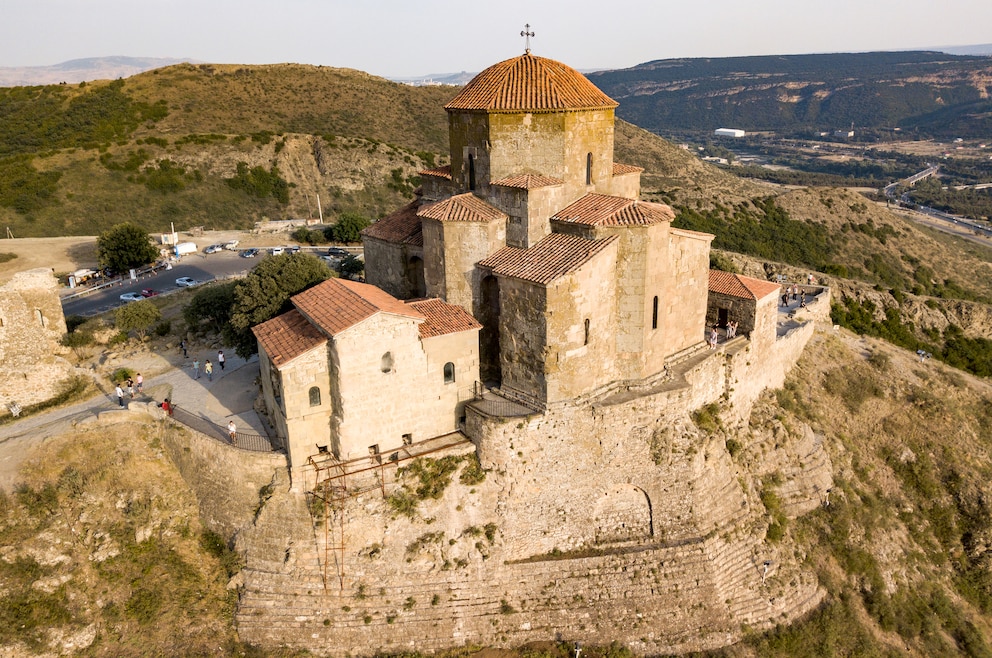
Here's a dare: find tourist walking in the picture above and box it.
[180,339,188,358]
[205,360,213,382]
[192,358,200,379]
[115,384,125,408]
[228,420,237,443]
[709,326,719,349]
[217,350,226,371]
[126,377,134,398]
[135,373,143,395]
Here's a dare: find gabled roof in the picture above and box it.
[419,165,452,180]
[612,163,644,176]
[293,278,424,337]
[406,298,482,339]
[361,199,423,246]
[479,232,618,285]
[252,309,327,368]
[708,270,782,301]
[444,52,618,113]
[417,193,508,223]
[491,173,564,189]
[551,193,675,227]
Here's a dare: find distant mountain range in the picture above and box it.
[0,56,194,86]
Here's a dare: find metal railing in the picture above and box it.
[169,405,274,452]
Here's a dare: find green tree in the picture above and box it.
[339,254,365,278]
[182,281,237,336]
[330,212,371,244]
[97,223,160,273]
[114,300,162,338]
[225,253,332,358]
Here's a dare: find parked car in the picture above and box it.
[120,292,145,302]
[204,244,224,254]
[270,246,285,256]
[140,288,159,297]
[241,248,259,258]
[224,240,240,251]
[175,277,199,287]
[290,245,301,254]
[327,247,349,257]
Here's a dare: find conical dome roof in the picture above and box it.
[445,52,618,113]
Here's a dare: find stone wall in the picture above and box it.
[363,238,423,300]
[0,268,75,411]
[235,315,830,655]
[159,419,287,541]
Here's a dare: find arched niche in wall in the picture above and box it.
[592,484,653,545]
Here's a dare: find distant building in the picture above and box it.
[834,129,855,138]
[714,128,745,138]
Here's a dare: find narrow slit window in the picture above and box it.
[586,152,593,185]
[652,296,659,330]
[584,318,591,345]
[468,154,476,191]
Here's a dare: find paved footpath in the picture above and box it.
[0,351,266,488]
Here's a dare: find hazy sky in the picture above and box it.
[2,0,989,77]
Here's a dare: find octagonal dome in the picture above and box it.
[444,52,618,113]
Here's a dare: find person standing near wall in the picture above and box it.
[228,420,237,445]
[115,384,125,408]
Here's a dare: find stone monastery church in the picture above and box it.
[240,49,831,656]
[256,51,730,477]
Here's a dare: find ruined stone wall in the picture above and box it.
[0,268,75,410]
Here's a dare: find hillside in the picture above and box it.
[589,51,992,139]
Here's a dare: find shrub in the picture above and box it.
[111,367,135,384]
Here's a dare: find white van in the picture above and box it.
[174,242,198,257]
[270,246,284,255]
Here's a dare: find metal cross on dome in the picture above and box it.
[521,24,535,54]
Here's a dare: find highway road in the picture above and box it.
[62,250,259,317]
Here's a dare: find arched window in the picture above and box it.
[308,386,321,407]
[652,296,659,330]
[586,152,593,185]
[380,352,393,373]
[468,154,476,191]
[584,318,591,346]
[443,362,455,384]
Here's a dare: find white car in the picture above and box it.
[175,277,199,287]
[224,240,240,251]
[119,292,145,302]
[204,244,224,254]
[270,246,284,256]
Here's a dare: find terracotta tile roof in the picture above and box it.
[361,200,423,246]
[252,309,327,368]
[444,53,618,113]
[551,193,675,227]
[292,278,424,337]
[419,165,452,180]
[491,173,564,189]
[479,233,618,285]
[406,298,482,338]
[708,270,782,301]
[417,193,508,223]
[613,163,644,175]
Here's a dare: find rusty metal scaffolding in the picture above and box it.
[303,431,473,591]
